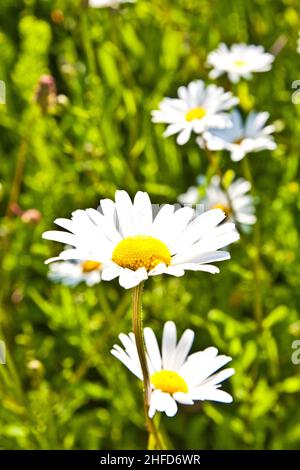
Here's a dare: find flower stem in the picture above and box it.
[131,283,165,450]
[6,130,29,217]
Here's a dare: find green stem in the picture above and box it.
[80,11,97,76]
[6,133,28,217]
[131,283,165,450]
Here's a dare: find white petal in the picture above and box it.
[118,333,140,366]
[53,218,76,232]
[148,262,168,276]
[176,127,192,145]
[42,230,78,246]
[148,389,164,418]
[170,209,226,257]
[133,191,153,234]
[236,213,257,225]
[230,146,246,161]
[190,386,233,403]
[110,348,142,380]
[172,249,230,266]
[202,368,235,387]
[144,327,162,372]
[181,354,232,387]
[162,321,177,369]
[165,265,186,277]
[101,265,122,281]
[150,204,175,242]
[118,267,148,289]
[115,190,135,237]
[164,394,178,417]
[171,329,195,370]
[150,390,178,417]
[173,392,194,405]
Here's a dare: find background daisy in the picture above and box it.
[112,321,234,417]
[151,80,238,145]
[198,109,277,161]
[207,43,274,83]
[179,176,256,228]
[89,0,135,8]
[43,190,239,289]
[48,259,102,287]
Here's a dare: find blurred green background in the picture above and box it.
[1,0,300,450]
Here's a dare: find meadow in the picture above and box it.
[0,0,300,450]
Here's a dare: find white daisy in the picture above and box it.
[179,176,256,227]
[42,190,239,289]
[207,43,274,83]
[198,109,276,161]
[89,0,135,8]
[111,321,234,417]
[151,80,238,145]
[48,259,102,287]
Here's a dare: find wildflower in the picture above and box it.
[48,259,102,287]
[21,209,42,224]
[179,176,256,227]
[198,109,276,161]
[43,190,239,289]
[9,203,42,224]
[112,321,234,417]
[151,80,238,145]
[89,0,135,8]
[34,75,57,114]
[207,43,274,83]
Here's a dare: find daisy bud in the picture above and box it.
[34,74,57,114]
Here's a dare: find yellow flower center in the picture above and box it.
[185,107,206,122]
[212,203,232,218]
[81,260,102,273]
[151,370,188,394]
[233,59,247,67]
[112,236,171,272]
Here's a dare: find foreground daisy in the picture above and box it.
[151,80,238,145]
[48,259,102,287]
[111,321,234,417]
[42,191,239,289]
[89,0,135,8]
[198,109,276,161]
[179,176,256,227]
[207,43,274,83]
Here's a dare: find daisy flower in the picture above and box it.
[42,190,239,289]
[207,43,274,83]
[111,321,234,417]
[198,109,276,161]
[89,0,135,8]
[151,80,238,145]
[179,176,256,227]
[48,259,102,287]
